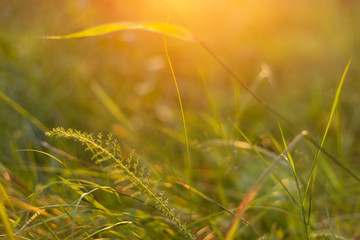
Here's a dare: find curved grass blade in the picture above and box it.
[71,187,105,240]
[43,22,194,41]
[82,221,133,240]
[16,149,68,169]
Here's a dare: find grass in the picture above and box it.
[1,0,360,239]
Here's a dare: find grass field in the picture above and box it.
[1,1,360,239]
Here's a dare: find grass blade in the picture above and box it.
[164,33,193,222]
[43,22,194,41]
[175,180,262,238]
[175,181,233,216]
[194,40,360,183]
[232,125,301,208]
[38,214,61,240]
[71,187,104,240]
[17,149,69,169]
[225,185,260,240]
[225,130,307,240]
[82,221,133,240]
[304,59,351,229]
[278,124,308,239]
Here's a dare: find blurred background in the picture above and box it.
[1,0,360,237]
[1,0,359,162]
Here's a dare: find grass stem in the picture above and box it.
[164,33,193,223]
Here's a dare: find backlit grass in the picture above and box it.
[1,1,360,239]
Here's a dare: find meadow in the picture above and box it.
[1,1,360,239]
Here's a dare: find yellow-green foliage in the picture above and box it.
[46,127,195,240]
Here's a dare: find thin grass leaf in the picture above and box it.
[43,22,194,41]
[176,181,233,216]
[306,59,351,187]
[278,124,308,239]
[28,179,102,199]
[71,187,104,240]
[304,59,351,229]
[40,141,90,166]
[16,149,69,169]
[15,205,47,234]
[232,126,300,208]
[225,130,308,240]
[199,70,226,139]
[225,185,260,240]
[164,33,193,223]
[82,221,133,240]
[61,181,114,214]
[199,139,278,159]
[17,210,92,234]
[38,214,61,240]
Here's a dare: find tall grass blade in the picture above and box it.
[278,124,308,239]
[43,22,194,41]
[164,33,193,222]
[304,59,351,229]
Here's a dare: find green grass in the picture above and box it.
[1,1,360,239]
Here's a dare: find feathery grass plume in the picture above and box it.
[45,127,195,240]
